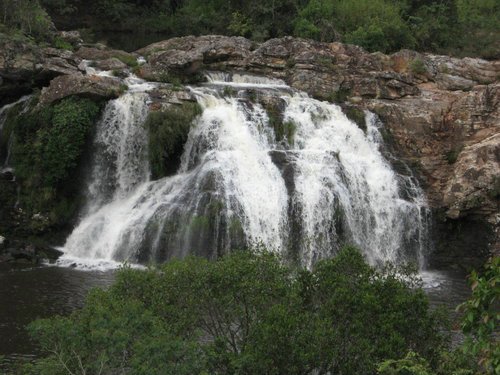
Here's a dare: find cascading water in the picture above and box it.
[0,96,31,171]
[61,71,429,268]
[283,96,428,267]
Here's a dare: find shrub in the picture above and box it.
[445,145,463,164]
[378,351,433,375]
[410,58,428,75]
[458,256,500,373]
[0,0,54,41]
[40,97,100,185]
[115,54,138,68]
[24,246,449,375]
[53,36,73,51]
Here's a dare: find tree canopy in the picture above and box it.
[30,0,499,57]
[21,246,454,374]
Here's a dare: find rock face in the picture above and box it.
[0,35,83,105]
[137,36,499,268]
[38,73,124,105]
[1,34,498,268]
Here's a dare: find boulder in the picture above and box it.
[38,73,124,105]
[94,57,128,71]
[74,46,136,63]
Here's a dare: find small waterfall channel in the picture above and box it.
[57,68,429,269]
[0,95,31,172]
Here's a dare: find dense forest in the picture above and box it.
[0,0,498,58]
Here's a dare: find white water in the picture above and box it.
[284,97,428,267]
[61,72,429,269]
[0,96,31,171]
[205,72,288,88]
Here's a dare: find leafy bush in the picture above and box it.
[115,54,138,68]
[410,58,428,75]
[445,145,463,164]
[53,36,73,50]
[145,102,202,179]
[458,256,499,373]
[24,246,449,375]
[40,97,100,185]
[378,351,433,375]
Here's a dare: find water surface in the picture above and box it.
[0,263,115,370]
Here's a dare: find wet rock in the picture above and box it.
[0,239,63,264]
[2,33,498,266]
[0,33,81,103]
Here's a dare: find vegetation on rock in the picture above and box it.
[0,0,53,42]
[145,102,202,179]
[9,96,101,231]
[344,106,367,133]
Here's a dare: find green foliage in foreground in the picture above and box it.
[378,351,434,375]
[22,246,452,375]
[459,256,499,373]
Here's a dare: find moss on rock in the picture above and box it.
[8,96,102,232]
[264,102,296,146]
[343,106,367,132]
[146,102,202,180]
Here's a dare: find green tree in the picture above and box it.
[293,0,337,42]
[0,0,53,40]
[294,0,415,52]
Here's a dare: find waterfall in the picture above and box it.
[60,73,429,268]
[0,96,31,171]
[283,97,428,267]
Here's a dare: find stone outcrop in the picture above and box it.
[38,73,124,105]
[0,33,134,105]
[0,34,83,104]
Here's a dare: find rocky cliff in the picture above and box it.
[1,34,498,269]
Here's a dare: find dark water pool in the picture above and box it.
[0,263,115,370]
[0,264,471,371]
